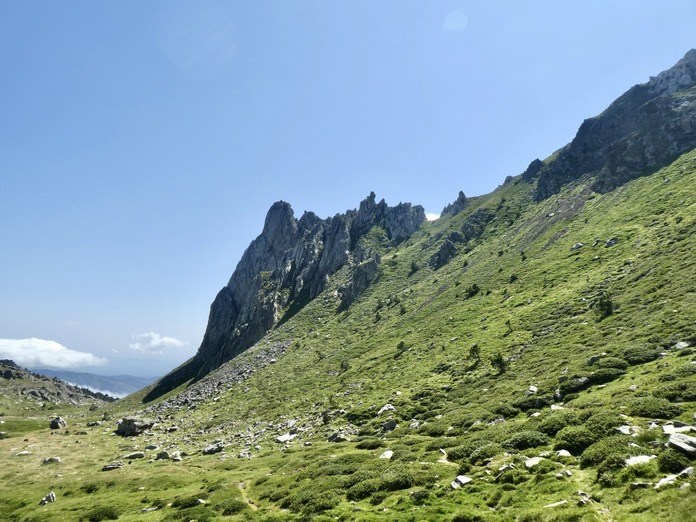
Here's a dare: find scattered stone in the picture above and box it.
[379,450,394,460]
[409,420,420,429]
[328,432,349,443]
[663,422,693,435]
[304,441,312,447]
[141,508,159,513]
[451,475,473,489]
[42,457,62,465]
[530,412,541,418]
[170,451,182,461]
[50,417,67,430]
[116,418,154,437]
[102,461,125,471]
[238,450,251,459]
[630,482,652,489]
[168,426,178,432]
[202,441,224,455]
[144,444,159,451]
[571,243,584,251]
[86,421,102,427]
[527,385,538,396]
[544,500,568,508]
[156,450,170,460]
[550,404,564,411]
[626,455,656,466]
[382,419,397,432]
[629,384,638,391]
[605,237,618,247]
[525,457,545,469]
[275,433,296,443]
[378,404,396,415]
[655,474,679,488]
[617,425,642,436]
[15,451,31,456]
[586,353,606,366]
[123,451,145,460]
[675,341,692,350]
[38,491,56,505]
[668,433,696,457]
[556,450,572,458]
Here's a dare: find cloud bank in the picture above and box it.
[425,213,440,221]
[0,338,107,369]
[130,332,188,354]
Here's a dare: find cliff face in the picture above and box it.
[146,193,425,398]
[523,49,696,199]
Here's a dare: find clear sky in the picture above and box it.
[1,1,694,377]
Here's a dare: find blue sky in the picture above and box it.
[1,1,694,376]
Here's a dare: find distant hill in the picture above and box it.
[0,360,110,406]
[32,369,157,398]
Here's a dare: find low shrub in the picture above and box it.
[624,395,684,418]
[657,449,691,473]
[554,426,596,454]
[82,506,120,522]
[581,436,633,467]
[654,382,696,402]
[587,367,625,385]
[621,346,661,365]
[356,438,385,450]
[217,498,248,516]
[502,430,549,450]
[470,442,503,464]
[538,410,580,436]
[585,411,623,437]
[452,510,487,522]
[594,357,629,370]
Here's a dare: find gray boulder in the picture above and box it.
[38,491,56,505]
[49,417,67,430]
[116,418,155,437]
[203,441,224,455]
[669,433,696,457]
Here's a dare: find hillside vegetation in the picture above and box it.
[2,144,696,521]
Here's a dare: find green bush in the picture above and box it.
[502,430,549,450]
[452,510,487,522]
[470,443,503,464]
[538,410,580,436]
[356,438,385,450]
[580,436,632,467]
[217,498,248,516]
[621,346,661,365]
[587,367,625,385]
[585,411,623,437]
[492,402,520,418]
[654,382,696,402]
[172,496,204,509]
[657,449,691,473]
[82,506,120,522]
[554,426,596,454]
[346,478,382,501]
[594,357,629,370]
[624,395,684,418]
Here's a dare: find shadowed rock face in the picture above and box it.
[527,49,696,200]
[146,193,425,400]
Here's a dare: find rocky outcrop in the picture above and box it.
[529,49,696,200]
[146,194,425,400]
[441,191,468,217]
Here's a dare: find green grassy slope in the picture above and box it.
[2,149,696,521]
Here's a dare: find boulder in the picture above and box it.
[156,450,171,460]
[202,441,224,455]
[379,450,394,460]
[123,451,145,460]
[42,457,61,465]
[525,457,545,469]
[381,419,397,432]
[626,455,656,466]
[377,404,396,415]
[38,491,56,505]
[102,461,125,471]
[668,433,696,457]
[116,418,154,437]
[50,417,67,430]
[451,475,473,489]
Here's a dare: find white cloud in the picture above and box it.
[426,213,440,221]
[444,10,469,32]
[0,338,107,369]
[130,332,188,355]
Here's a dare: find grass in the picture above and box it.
[2,148,696,520]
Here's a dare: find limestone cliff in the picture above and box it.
[525,49,696,199]
[145,193,425,399]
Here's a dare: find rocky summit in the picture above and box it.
[147,192,425,399]
[4,50,696,522]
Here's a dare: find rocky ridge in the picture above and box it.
[522,49,696,199]
[146,194,425,399]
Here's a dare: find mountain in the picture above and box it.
[0,359,111,407]
[4,51,696,522]
[32,369,157,398]
[148,49,696,402]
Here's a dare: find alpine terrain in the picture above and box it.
[2,50,696,522]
